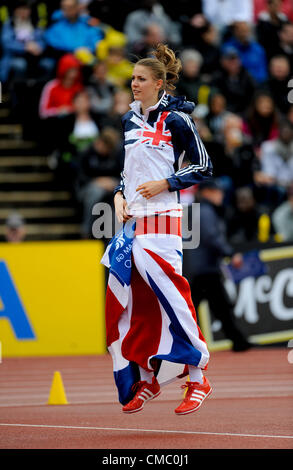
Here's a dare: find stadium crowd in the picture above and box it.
[1,0,293,244]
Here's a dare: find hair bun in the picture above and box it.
[153,44,182,92]
[135,44,182,93]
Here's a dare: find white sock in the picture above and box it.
[188,365,204,384]
[139,366,154,383]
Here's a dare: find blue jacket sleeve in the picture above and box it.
[166,112,213,191]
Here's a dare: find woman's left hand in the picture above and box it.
[136,179,170,199]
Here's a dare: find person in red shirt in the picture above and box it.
[39,53,83,119]
[38,53,84,152]
[254,0,293,23]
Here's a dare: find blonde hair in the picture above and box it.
[136,43,182,93]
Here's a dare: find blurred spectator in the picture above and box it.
[202,0,254,34]
[222,21,268,84]
[131,22,166,59]
[191,106,213,143]
[206,114,258,200]
[193,21,221,80]
[184,179,252,352]
[4,212,26,243]
[63,88,100,147]
[205,91,231,142]
[264,55,292,114]
[123,0,181,53]
[254,0,293,23]
[51,89,100,186]
[44,0,104,59]
[39,53,83,119]
[221,113,258,188]
[256,0,288,61]
[0,0,54,84]
[272,183,293,241]
[274,22,293,73]
[75,127,121,237]
[176,49,208,105]
[94,24,133,87]
[254,119,293,207]
[99,88,132,138]
[211,45,256,115]
[86,61,115,114]
[243,90,279,152]
[227,186,263,244]
[102,45,133,88]
[39,53,84,151]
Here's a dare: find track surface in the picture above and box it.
[0,348,292,449]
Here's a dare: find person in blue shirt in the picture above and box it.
[44,0,103,59]
[222,21,268,84]
[184,179,252,352]
[0,0,54,83]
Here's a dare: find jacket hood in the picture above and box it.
[160,94,195,114]
[56,53,82,81]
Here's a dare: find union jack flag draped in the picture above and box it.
[101,214,209,405]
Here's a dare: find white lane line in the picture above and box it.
[1,393,293,407]
[0,423,292,440]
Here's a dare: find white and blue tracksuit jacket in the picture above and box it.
[115,91,213,217]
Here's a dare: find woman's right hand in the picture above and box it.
[114,192,132,224]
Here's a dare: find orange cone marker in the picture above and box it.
[47,371,68,405]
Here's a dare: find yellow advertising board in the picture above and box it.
[0,240,106,357]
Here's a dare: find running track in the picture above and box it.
[0,348,292,450]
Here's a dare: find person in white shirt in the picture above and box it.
[202,0,253,34]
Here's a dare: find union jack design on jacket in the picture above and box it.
[102,92,212,406]
[115,91,213,216]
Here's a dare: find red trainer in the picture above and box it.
[174,376,212,415]
[122,377,161,414]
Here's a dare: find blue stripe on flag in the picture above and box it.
[114,362,139,405]
[146,271,202,367]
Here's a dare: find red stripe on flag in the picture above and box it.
[121,262,162,371]
[142,111,171,146]
[144,249,207,345]
[135,215,182,236]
